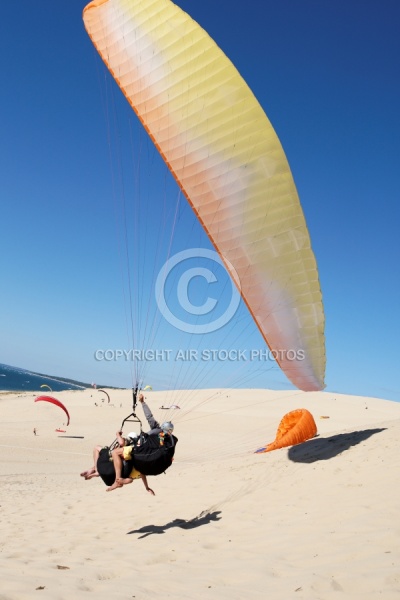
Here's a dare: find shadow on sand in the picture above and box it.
[288,428,386,463]
[128,510,222,538]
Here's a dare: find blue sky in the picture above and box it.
[1,0,399,401]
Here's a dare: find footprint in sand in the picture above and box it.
[331,579,344,591]
[96,572,117,580]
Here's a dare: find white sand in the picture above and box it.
[1,387,399,599]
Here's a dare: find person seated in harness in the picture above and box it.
[80,394,177,494]
[80,428,156,494]
[106,394,177,492]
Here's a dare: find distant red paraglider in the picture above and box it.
[34,395,70,426]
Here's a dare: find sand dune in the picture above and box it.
[1,388,399,599]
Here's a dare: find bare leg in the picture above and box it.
[119,477,133,485]
[80,445,102,479]
[93,445,101,467]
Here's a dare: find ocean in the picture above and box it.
[0,363,91,392]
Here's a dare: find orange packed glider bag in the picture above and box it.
[256,409,317,453]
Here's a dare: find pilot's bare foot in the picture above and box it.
[80,468,95,478]
[106,480,123,492]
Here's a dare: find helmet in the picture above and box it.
[127,431,139,441]
[161,421,174,434]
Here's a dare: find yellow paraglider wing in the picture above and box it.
[83,0,326,391]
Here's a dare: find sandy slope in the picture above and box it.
[0,388,399,599]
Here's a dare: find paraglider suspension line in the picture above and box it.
[121,385,143,430]
[109,385,142,450]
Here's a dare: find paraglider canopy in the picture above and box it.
[255,409,317,453]
[40,384,52,392]
[83,0,326,392]
[97,389,110,403]
[34,395,70,426]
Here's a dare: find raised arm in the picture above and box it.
[116,430,126,447]
[139,394,160,430]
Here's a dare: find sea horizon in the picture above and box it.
[0,362,98,393]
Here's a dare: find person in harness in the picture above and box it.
[80,394,177,494]
[106,394,177,492]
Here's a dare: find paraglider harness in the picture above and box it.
[109,387,178,476]
[131,429,177,476]
[109,386,143,451]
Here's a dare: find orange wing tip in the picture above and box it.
[256,408,317,454]
[83,0,109,16]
